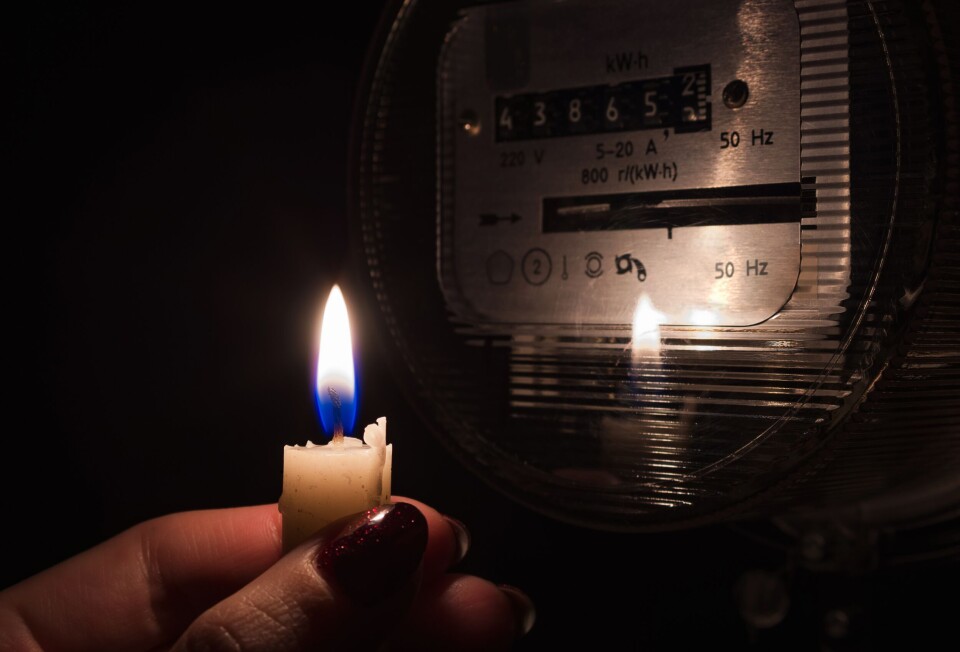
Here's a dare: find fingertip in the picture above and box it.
[394,574,529,651]
[392,497,469,578]
[442,515,471,567]
[498,584,536,637]
[315,502,428,606]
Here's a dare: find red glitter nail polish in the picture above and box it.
[317,502,427,605]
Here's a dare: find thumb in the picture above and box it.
[171,502,427,652]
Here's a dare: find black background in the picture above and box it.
[8,4,956,650]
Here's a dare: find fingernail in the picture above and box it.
[442,515,471,565]
[317,503,428,605]
[499,584,536,637]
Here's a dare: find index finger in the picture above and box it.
[0,497,465,652]
[0,504,282,652]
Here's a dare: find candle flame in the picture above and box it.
[316,285,357,438]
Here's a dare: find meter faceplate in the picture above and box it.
[439,0,801,326]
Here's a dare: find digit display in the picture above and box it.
[495,65,710,142]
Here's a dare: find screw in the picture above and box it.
[824,609,850,639]
[735,570,790,629]
[723,79,749,109]
[458,110,481,136]
[800,532,827,562]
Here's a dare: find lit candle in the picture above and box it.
[279,285,393,551]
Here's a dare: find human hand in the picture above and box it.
[0,499,534,651]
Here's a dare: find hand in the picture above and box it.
[0,499,534,651]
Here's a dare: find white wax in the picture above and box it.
[279,417,392,551]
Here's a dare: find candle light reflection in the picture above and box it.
[315,285,358,437]
[631,294,666,356]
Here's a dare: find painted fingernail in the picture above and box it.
[499,584,536,637]
[317,503,428,605]
[442,515,471,565]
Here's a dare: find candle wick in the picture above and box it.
[328,386,344,444]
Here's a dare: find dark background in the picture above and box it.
[8,4,956,650]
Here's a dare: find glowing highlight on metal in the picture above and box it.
[631,294,666,355]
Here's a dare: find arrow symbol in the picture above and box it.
[479,213,522,226]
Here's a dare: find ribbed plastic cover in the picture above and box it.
[351,0,959,530]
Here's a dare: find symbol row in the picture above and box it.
[485,249,646,286]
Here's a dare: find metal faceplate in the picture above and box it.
[439,0,801,326]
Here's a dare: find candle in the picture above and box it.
[279,285,393,551]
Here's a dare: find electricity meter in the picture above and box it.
[351,0,959,532]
